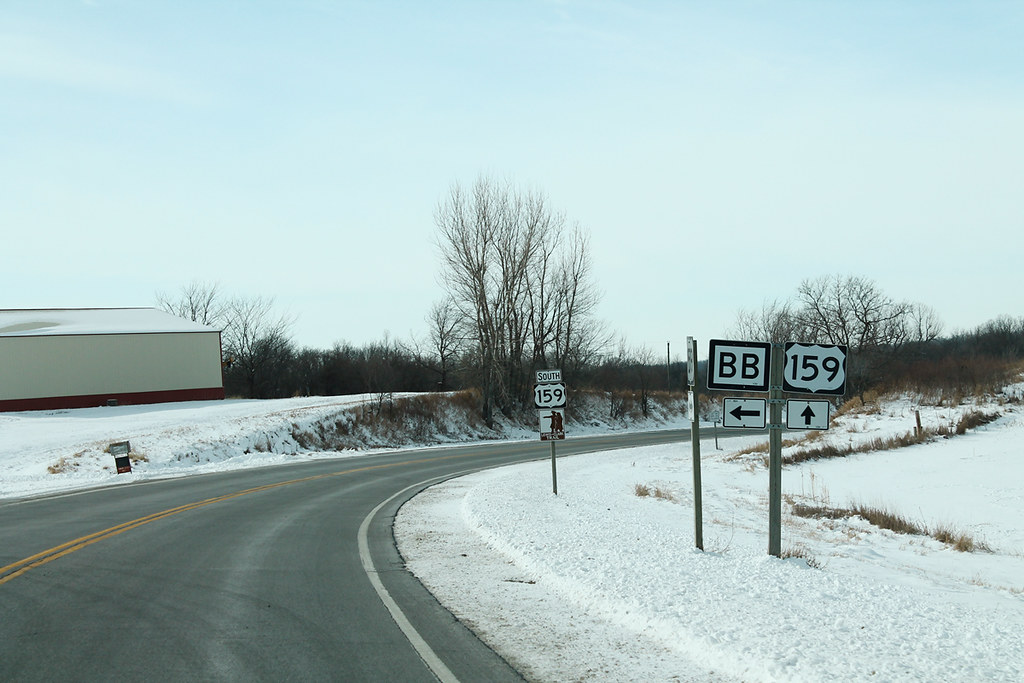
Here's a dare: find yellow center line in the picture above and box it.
[0,449,491,586]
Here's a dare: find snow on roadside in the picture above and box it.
[0,396,377,498]
[0,392,689,500]
[396,396,1024,682]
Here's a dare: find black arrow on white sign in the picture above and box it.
[786,399,831,430]
[731,405,762,420]
[800,405,816,426]
[722,398,768,429]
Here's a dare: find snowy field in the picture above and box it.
[395,391,1024,682]
[2,389,1023,681]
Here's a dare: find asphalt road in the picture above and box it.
[0,430,703,681]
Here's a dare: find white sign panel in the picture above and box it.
[786,399,830,430]
[534,382,567,409]
[686,336,696,386]
[536,369,562,384]
[707,339,771,392]
[783,343,848,395]
[539,408,566,441]
[722,398,767,429]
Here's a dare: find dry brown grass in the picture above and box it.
[779,543,823,568]
[292,389,490,450]
[952,409,1001,435]
[932,525,993,553]
[783,407,1000,465]
[47,450,89,474]
[634,483,676,502]
[792,501,990,552]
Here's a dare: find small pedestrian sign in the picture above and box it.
[540,408,566,441]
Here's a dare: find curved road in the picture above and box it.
[0,430,703,681]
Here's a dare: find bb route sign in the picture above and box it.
[707,339,771,392]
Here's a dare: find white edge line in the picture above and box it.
[358,473,476,683]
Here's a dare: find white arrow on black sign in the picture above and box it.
[722,398,767,429]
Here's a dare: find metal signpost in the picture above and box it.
[686,337,702,550]
[536,369,566,495]
[708,339,847,556]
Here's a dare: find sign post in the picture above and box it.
[687,337,703,551]
[768,344,784,557]
[707,338,847,557]
[536,369,565,495]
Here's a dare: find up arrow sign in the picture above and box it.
[787,400,830,430]
[800,405,816,426]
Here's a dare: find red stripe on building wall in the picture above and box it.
[0,387,226,413]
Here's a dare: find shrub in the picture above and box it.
[954,409,1000,435]
[634,483,676,502]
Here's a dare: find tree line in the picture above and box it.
[157,178,1024,414]
[157,275,1024,411]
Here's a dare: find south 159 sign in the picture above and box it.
[533,382,566,408]
[535,369,566,442]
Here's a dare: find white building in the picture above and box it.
[0,308,224,412]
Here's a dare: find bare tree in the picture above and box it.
[435,176,601,425]
[155,281,225,328]
[794,275,943,397]
[796,275,912,351]
[541,227,607,373]
[416,297,464,391]
[221,295,294,398]
[730,298,804,343]
[905,302,944,345]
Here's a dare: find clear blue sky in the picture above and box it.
[3,1,1022,358]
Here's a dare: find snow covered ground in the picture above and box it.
[2,389,1022,681]
[395,390,1024,682]
[0,395,381,499]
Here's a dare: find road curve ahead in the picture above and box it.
[0,430,696,681]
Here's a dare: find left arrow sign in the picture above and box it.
[722,398,767,429]
[731,405,761,420]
